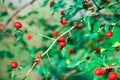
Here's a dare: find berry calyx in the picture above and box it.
[59,41,66,48]
[106,31,113,38]
[60,19,68,25]
[36,60,40,66]
[52,31,58,36]
[106,66,112,72]
[50,1,55,7]
[61,10,65,15]
[86,56,91,60]
[87,3,93,8]
[68,49,74,55]
[36,54,42,59]
[108,72,118,80]
[94,48,100,53]
[14,22,22,29]
[26,33,33,40]
[94,68,105,76]
[10,61,18,69]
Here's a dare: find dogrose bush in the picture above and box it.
[0,0,120,80]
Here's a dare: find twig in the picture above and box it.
[92,0,100,9]
[26,29,55,40]
[22,61,37,80]
[5,0,36,27]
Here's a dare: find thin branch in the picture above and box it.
[89,1,120,17]
[22,61,37,80]
[92,0,100,9]
[26,29,55,40]
[5,0,36,27]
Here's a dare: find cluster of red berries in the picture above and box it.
[58,36,66,49]
[94,67,118,80]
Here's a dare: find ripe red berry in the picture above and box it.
[58,36,65,42]
[106,67,112,72]
[60,19,68,25]
[52,31,58,36]
[36,54,42,59]
[94,48,100,53]
[61,10,65,15]
[106,31,113,38]
[59,41,66,48]
[10,61,18,69]
[68,49,74,55]
[108,72,118,80]
[87,3,93,8]
[94,68,105,76]
[50,1,55,7]
[26,33,33,40]
[14,22,22,29]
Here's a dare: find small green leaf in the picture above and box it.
[104,24,110,32]
[84,16,91,31]
[93,21,102,33]
[90,33,99,40]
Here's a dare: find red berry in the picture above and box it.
[87,3,93,8]
[106,67,112,72]
[26,33,33,40]
[50,1,55,7]
[52,31,58,36]
[36,54,42,59]
[106,31,113,38]
[94,48,100,53]
[59,41,66,48]
[75,26,82,30]
[14,22,22,29]
[61,10,65,15]
[94,68,105,76]
[60,19,68,25]
[10,61,18,69]
[68,49,74,55]
[0,23,6,29]
[108,72,118,80]
[58,36,65,42]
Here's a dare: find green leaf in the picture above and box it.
[90,33,99,40]
[93,21,102,33]
[84,16,91,31]
[104,24,110,32]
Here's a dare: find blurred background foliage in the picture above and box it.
[0,0,120,80]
